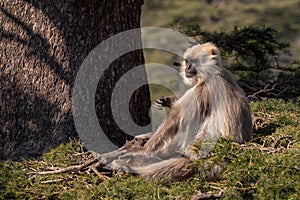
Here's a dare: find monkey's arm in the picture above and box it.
[152,95,178,110]
[124,105,180,154]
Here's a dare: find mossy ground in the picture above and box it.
[1,99,299,199]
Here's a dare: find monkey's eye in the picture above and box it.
[173,62,182,67]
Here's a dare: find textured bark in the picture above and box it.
[0,0,150,160]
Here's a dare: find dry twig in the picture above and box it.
[27,153,112,183]
[190,190,224,200]
[40,179,64,184]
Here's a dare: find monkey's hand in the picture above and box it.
[152,95,178,110]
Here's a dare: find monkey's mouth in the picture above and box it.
[185,72,197,78]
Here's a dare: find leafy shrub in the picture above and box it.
[176,23,290,73]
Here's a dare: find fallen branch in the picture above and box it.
[242,80,288,100]
[250,83,277,98]
[33,158,99,175]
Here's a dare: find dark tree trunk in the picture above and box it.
[0,0,150,160]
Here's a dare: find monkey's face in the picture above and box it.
[179,43,222,86]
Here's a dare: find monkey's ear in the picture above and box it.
[210,48,219,61]
[211,48,218,56]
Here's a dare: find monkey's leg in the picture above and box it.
[137,155,224,181]
[152,95,178,110]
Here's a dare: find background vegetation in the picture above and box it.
[141,0,300,56]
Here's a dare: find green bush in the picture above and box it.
[176,23,290,73]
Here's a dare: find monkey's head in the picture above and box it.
[176,42,223,86]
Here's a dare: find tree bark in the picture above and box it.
[0,0,150,160]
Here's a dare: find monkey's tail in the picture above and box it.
[129,157,194,180]
[132,157,224,181]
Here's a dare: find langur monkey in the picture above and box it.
[99,42,252,180]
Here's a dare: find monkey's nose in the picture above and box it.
[185,64,197,77]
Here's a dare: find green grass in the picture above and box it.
[0,99,299,199]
